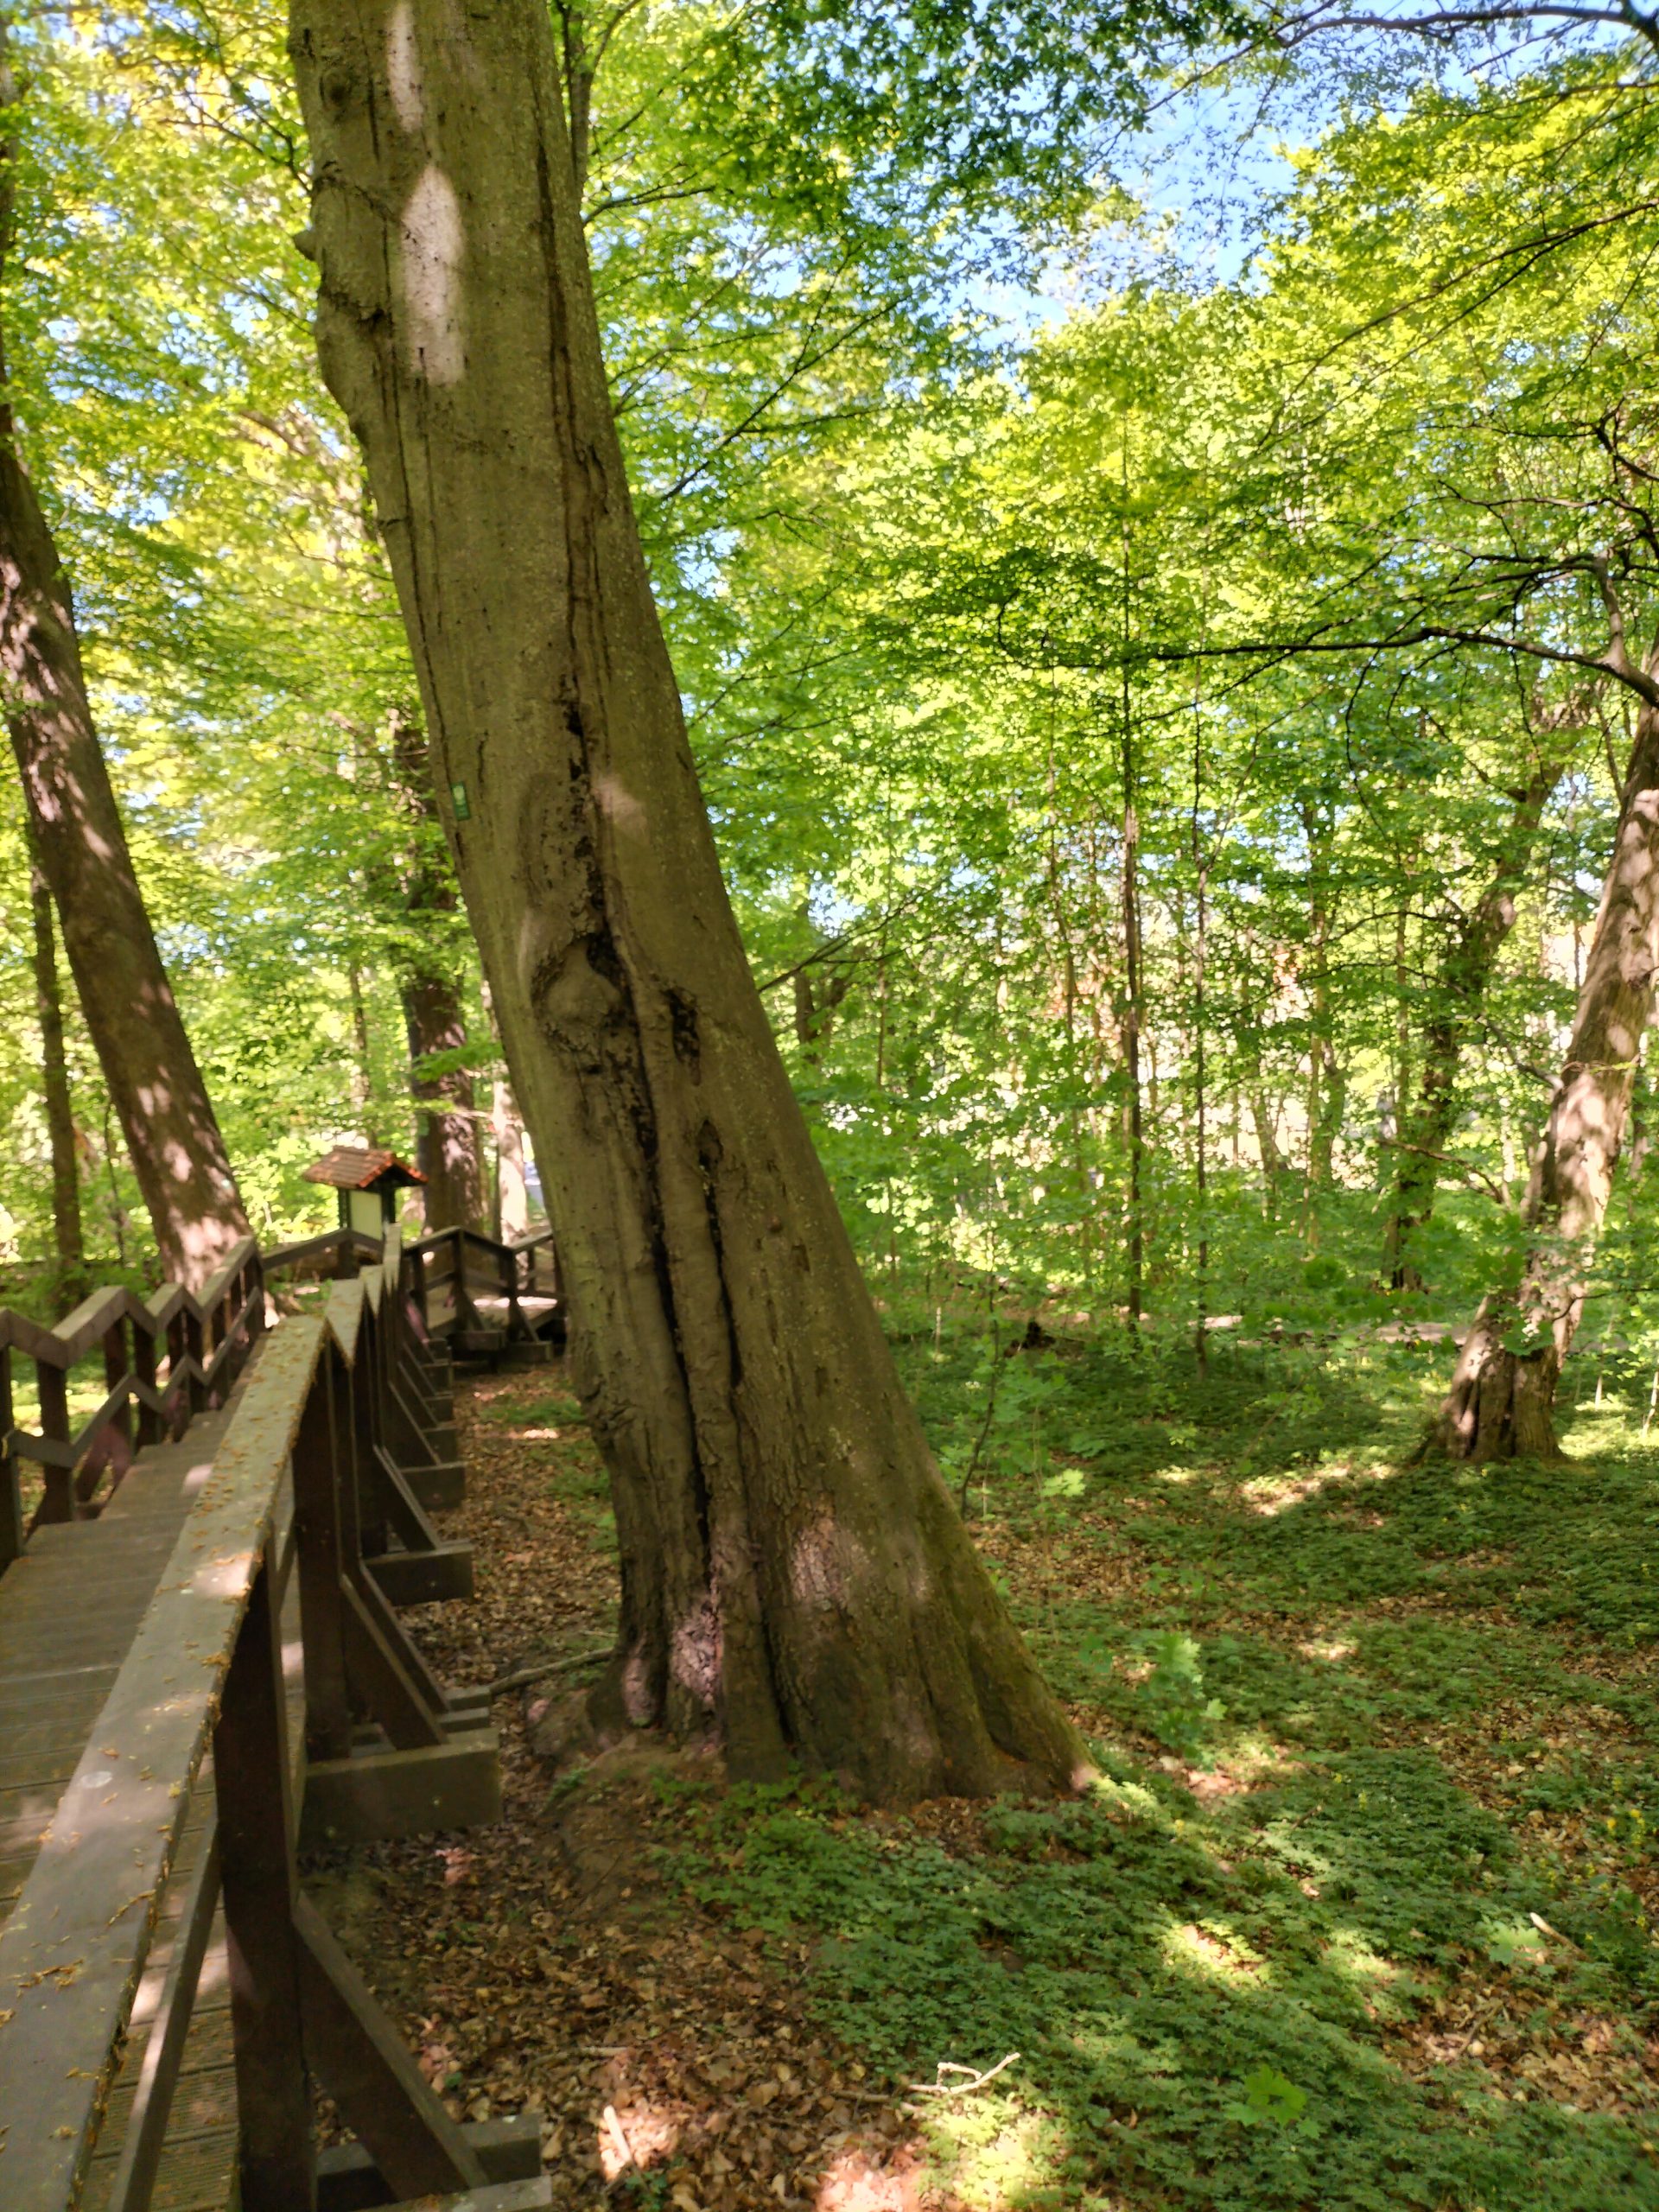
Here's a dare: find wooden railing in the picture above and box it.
[405,1224,562,1347]
[1,1218,563,1593]
[0,1236,266,1573]
[0,1230,543,2212]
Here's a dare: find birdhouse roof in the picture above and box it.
[302,1145,426,1192]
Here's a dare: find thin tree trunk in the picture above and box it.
[347,960,382,1146]
[1121,715,1144,1334]
[1246,1071,1286,1214]
[495,1078,529,1240]
[1385,747,1567,1289]
[0,41,247,1290]
[393,713,486,1232]
[1435,690,1659,1459]
[1191,715,1208,1374]
[289,0,1087,1802]
[27,836,86,1309]
[1299,803,1342,1206]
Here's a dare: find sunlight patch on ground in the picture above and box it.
[1239,1460,1353,1515]
[921,2094,1065,2212]
[1298,1633,1358,1662]
[1163,1917,1267,1980]
[597,2095,681,2180]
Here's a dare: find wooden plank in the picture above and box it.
[365,1541,474,1605]
[0,1316,322,2209]
[301,1729,502,1847]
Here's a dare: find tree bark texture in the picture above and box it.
[1384,749,1565,1290]
[289,0,1087,1801]
[403,966,486,1231]
[1435,692,1659,1459]
[0,438,247,1294]
[392,710,486,1231]
[27,838,86,1310]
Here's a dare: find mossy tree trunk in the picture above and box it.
[288,0,1088,1801]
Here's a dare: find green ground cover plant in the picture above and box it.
[658,1323,1659,2210]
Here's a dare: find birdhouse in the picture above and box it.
[302,1146,426,1238]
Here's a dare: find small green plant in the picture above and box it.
[1224,2066,1310,2129]
[1136,1630,1226,1758]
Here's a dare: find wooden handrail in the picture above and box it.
[2,1217,561,1568]
[0,1313,315,2206]
[0,1224,512,2212]
[1,1243,266,1565]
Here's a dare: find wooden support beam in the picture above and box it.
[302,1728,502,1847]
[346,1540,453,1710]
[362,1444,449,1558]
[340,1579,445,1749]
[403,1456,467,1510]
[104,1834,221,2212]
[316,2114,543,2210]
[293,1893,486,2200]
[365,1541,474,1605]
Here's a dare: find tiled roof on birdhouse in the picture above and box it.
[302,1146,426,1192]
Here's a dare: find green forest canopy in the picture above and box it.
[0,0,1655,1387]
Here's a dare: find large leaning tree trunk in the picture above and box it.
[289,0,1088,1800]
[1434,683,1659,1461]
[1384,732,1572,1290]
[0,61,247,1291]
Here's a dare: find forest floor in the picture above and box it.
[308,1325,1659,2212]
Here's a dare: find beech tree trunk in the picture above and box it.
[1435,690,1659,1459]
[0,92,247,1291]
[404,968,486,1232]
[1384,747,1566,1289]
[27,838,86,1311]
[289,0,1087,1799]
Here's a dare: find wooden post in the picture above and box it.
[214,1553,316,2212]
[80,1314,134,1503]
[0,1344,21,1568]
[35,1356,73,1524]
[346,1299,385,1562]
[183,1300,207,1416]
[133,1313,161,1449]
[294,1348,353,1763]
[165,1310,189,1437]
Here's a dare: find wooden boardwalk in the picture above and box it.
[0,1230,550,2212]
[0,1375,278,2212]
